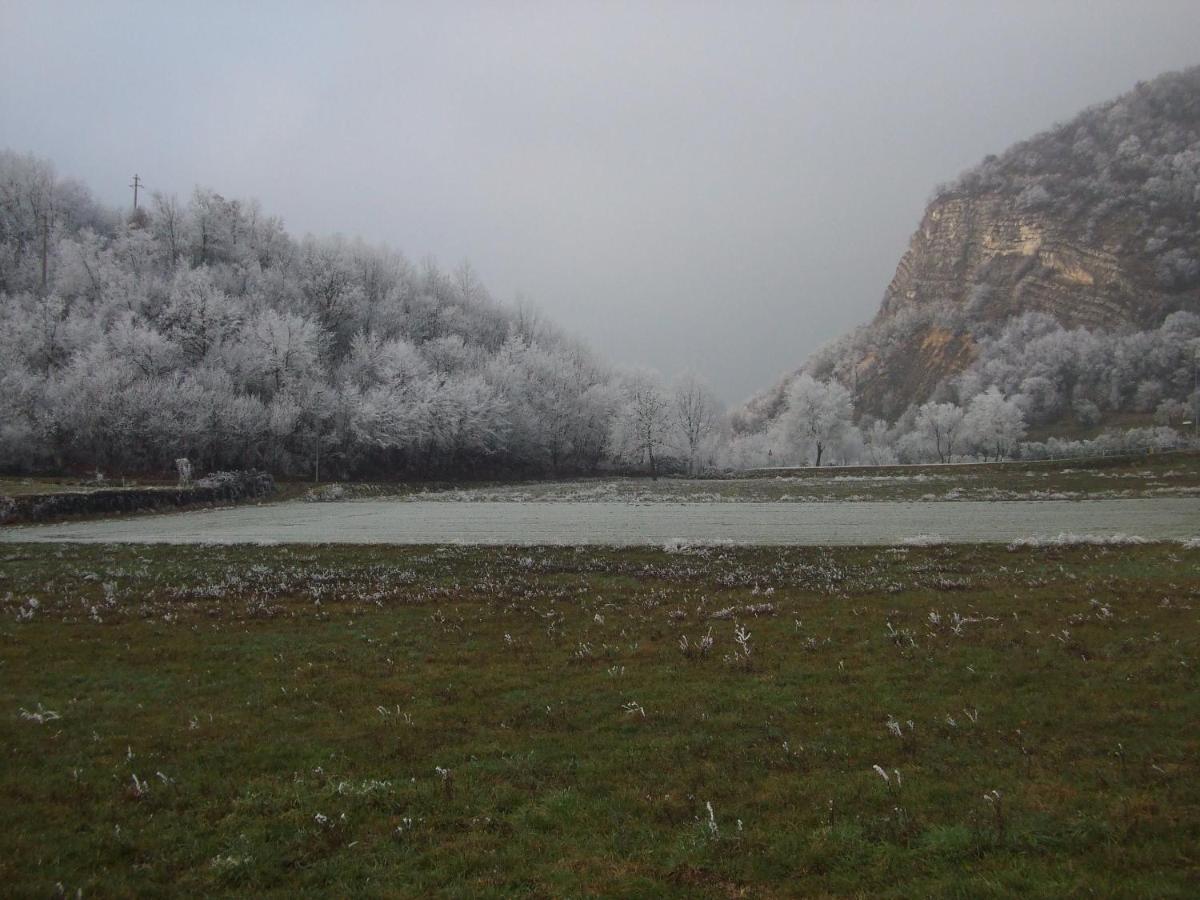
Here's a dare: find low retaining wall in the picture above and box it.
[0,471,275,525]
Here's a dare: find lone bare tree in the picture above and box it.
[614,369,672,478]
[915,401,966,463]
[672,372,720,474]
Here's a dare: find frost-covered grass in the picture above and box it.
[7,496,1198,545]
[6,453,1198,524]
[1,542,1198,896]
[307,451,1200,504]
[0,475,163,497]
[1006,533,1153,549]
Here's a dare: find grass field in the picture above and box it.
[6,452,1199,516]
[2,541,1198,896]
[298,451,1200,504]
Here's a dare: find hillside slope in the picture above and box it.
[0,151,619,478]
[741,66,1200,428]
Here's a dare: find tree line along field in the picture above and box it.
[4,151,1198,489]
[6,450,1199,513]
[1,542,1197,896]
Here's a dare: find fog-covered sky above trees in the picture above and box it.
[3,1,1199,402]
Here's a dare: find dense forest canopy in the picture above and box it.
[1,118,1196,479]
[0,150,693,478]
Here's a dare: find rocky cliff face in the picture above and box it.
[853,189,1190,418]
[740,65,1200,428]
[879,194,1144,329]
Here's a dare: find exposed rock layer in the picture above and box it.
[741,65,1200,426]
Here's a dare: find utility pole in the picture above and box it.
[130,174,143,211]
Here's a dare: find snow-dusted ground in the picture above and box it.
[296,471,1200,504]
[2,498,1197,545]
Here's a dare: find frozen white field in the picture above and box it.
[1,497,1198,545]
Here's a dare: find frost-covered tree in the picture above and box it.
[610,369,673,477]
[247,309,323,393]
[860,418,898,465]
[777,375,853,466]
[914,401,966,463]
[963,388,1026,460]
[672,372,721,474]
[0,151,653,478]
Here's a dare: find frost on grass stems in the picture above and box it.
[694,799,739,845]
[723,622,754,668]
[210,854,253,870]
[945,707,980,730]
[705,801,719,839]
[313,812,348,830]
[1007,533,1150,549]
[886,619,917,648]
[901,534,947,547]
[19,703,61,724]
[335,779,392,797]
[394,816,423,839]
[983,789,1007,840]
[743,601,777,617]
[873,765,903,795]
[435,766,454,798]
[678,626,714,660]
[735,623,751,656]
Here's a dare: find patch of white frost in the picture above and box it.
[900,534,948,546]
[1006,533,1150,549]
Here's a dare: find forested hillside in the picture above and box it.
[0,151,733,478]
[4,92,1197,481]
[735,66,1200,458]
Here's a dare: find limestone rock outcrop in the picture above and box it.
[740,65,1200,427]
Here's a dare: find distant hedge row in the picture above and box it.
[0,470,274,525]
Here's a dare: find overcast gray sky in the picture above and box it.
[3,1,1199,402]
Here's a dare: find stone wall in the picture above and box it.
[0,470,275,525]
